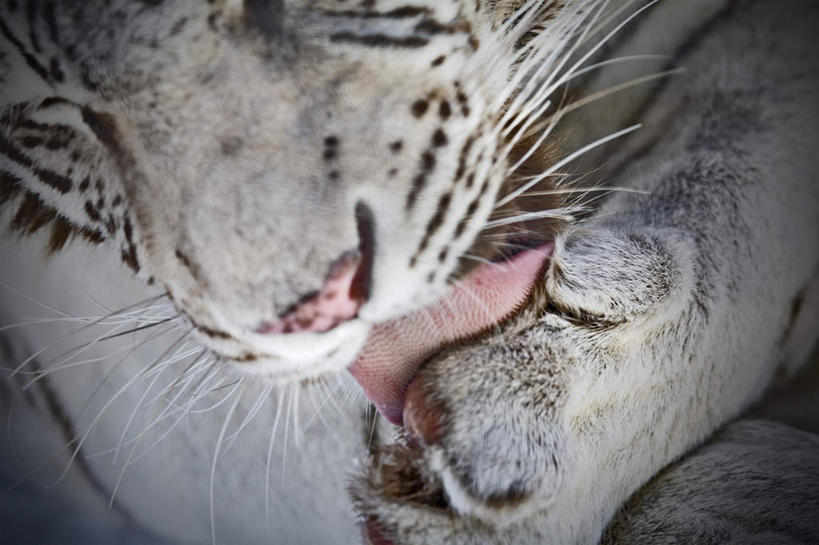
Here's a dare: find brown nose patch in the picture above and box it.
[256,202,376,336]
[256,250,364,335]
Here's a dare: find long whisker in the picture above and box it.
[210,380,244,545]
[292,385,302,449]
[506,0,656,135]
[46,331,189,487]
[8,312,176,381]
[87,356,216,465]
[522,68,681,140]
[188,377,244,414]
[483,208,579,230]
[96,316,177,343]
[514,186,649,197]
[265,388,285,535]
[496,123,641,208]
[303,383,346,443]
[84,352,210,463]
[366,405,379,452]
[111,336,198,465]
[224,383,272,453]
[281,385,293,481]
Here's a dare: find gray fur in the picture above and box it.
[352,0,819,543]
[603,420,819,545]
[0,1,817,544]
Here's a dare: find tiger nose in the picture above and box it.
[256,201,375,335]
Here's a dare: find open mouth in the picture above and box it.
[348,243,554,425]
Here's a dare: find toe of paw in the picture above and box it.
[403,373,449,447]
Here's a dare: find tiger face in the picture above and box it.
[1,0,573,384]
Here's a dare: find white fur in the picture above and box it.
[1,1,817,544]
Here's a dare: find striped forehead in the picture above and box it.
[304,1,464,20]
[293,2,484,61]
[284,1,480,42]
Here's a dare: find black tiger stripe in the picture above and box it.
[79,65,99,92]
[406,172,427,210]
[454,135,475,180]
[19,135,43,148]
[38,96,73,109]
[319,6,429,19]
[84,200,102,222]
[81,106,127,162]
[48,56,64,82]
[414,18,470,36]
[198,325,233,340]
[4,187,107,251]
[330,32,428,48]
[121,247,139,272]
[79,226,105,245]
[778,289,806,347]
[17,193,56,234]
[43,0,59,45]
[19,118,65,132]
[405,147,438,210]
[0,169,24,204]
[454,197,481,238]
[25,0,41,52]
[175,248,208,286]
[413,191,452,260]
[48,215,72,252]
[465,171,476,188]
[438,246,449,263]
[0,134,72,193]
[122,216,140,272]
[0,18,50,82]
[104,214,115,235]
[11,191,44,231]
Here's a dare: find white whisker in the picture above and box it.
[483,208,579,230]
[281,385,293,481]
[46,333,186,487]
[112,335,197,465]
[265,388,285,534]
[516,186,650,197]
[224,383,272,453]
[366,406,379,451]
[461,253,494,266]
[189,377,244,415]
[522,68,681,140]
[496,123,641,208]
[210,380,244,545]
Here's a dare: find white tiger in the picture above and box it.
[1,1,817,544]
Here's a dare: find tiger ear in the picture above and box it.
[244,0,285,38]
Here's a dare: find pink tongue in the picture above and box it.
[348,244,553,425]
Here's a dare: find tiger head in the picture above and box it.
[1,0,578,382]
